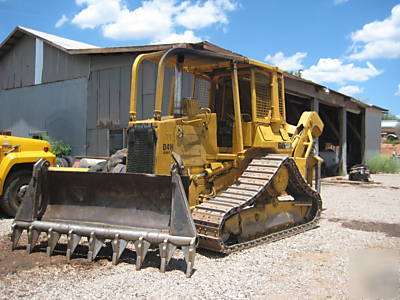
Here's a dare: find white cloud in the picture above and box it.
[395,84,400,96]
[70,0,237,42]
[155,30,202,44]
[338,85,364,96]
[264,52,307,71]
[334,0,349,5]
[175,0,236,29]
[302,58,382,85]
[349,4,400,60]
[72,0,122,29]
[55,14,69,28]
[102,0,177,41]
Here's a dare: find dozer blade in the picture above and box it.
[12,159,197,277]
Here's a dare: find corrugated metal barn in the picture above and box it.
[0,26,385,174]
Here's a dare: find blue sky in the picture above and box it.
[1,0,399,115]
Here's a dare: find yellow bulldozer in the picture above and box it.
[11,48,323,277]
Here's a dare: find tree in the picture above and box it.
[382,112,399,120]
[288,69,303,78]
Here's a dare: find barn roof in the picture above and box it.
[0,26,98,57]
[0,26,241,58]
[0,26,386,112]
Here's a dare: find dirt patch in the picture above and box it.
[0,234,109,275]
[322,177,400,190]
[0,233,169,276]
[329,218,400,238]
[381,142,400,157]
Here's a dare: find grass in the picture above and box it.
[366,155,400,174]
[383,139,400,145]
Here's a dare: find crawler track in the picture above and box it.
[192,154,322,253]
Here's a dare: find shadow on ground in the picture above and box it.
[329,218,400,238]
[0,235,196,276]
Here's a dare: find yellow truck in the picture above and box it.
[0,135,55,216]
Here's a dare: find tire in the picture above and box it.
[0,169,32,217]
[387,135,395,141]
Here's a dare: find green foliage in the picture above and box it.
[288,69,303,78]
[382,112,399,120]
[355,97,369,103]
[366,155,400,174]
[38,134,72,156]
[383,139,400,144]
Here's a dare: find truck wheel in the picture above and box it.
[0,169,32,217]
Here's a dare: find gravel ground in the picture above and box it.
[0,174,399,299]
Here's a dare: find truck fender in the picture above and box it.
[0,151,55,196]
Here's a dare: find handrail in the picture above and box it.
[129,51,165,122]
[153,47,246,121]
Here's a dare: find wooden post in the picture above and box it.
[339,107,347,175]
[311,98,320,155]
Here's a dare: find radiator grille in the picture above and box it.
[278,76,285,118]
[127,125,156,174]
[194,77,210,108]
[255,73,272,119]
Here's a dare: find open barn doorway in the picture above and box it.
[347,111,363,169]
[285,93,311,125]
[318,103,341,177]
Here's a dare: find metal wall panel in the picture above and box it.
[182,72,193,99]
[161,67,173,114]
[364,107,381,158]
[119,66,131,126]
[86,129,109,157]
[86,71,99,130]
[86,64,132,156]
[142,61,157,94]
[0,35,35,89]
[0,78,87,155]
[90,54,137,72]
[86,60,194,156]
[87,66,129,130]
[98,69,111,126]
[86,60,155,130]
[42,44,90,83]
[109,67,121,125]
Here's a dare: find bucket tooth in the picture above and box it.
[159,239,177,273]
[10,224,23,251]
[87,232,104,262]
[46,229,61,256]
[26,225,40,254]
[66,230,81,261]
[182,238,196,278]
[112,234,128,265]
[11,162,197,277]
[134,237,150,271]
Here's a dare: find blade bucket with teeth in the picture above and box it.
[11,159,197,277]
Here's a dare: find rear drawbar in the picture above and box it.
[11,159,197,277]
